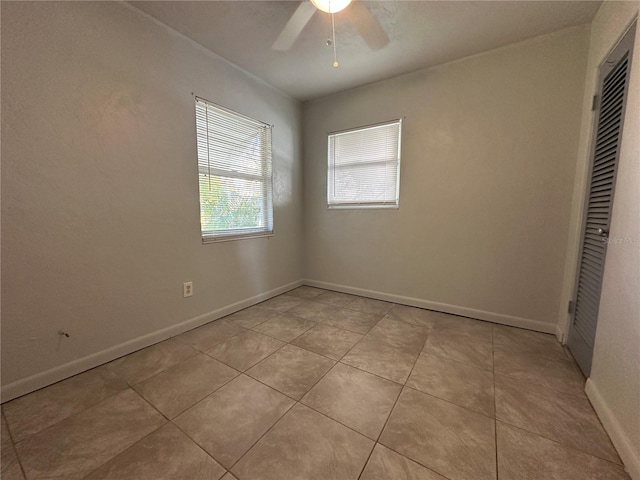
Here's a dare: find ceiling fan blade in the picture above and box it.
[348,1,389,51]
[272,1,317,51]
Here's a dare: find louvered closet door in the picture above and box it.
[568,24,635,376]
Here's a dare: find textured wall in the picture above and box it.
[303,26,589,330]
[1,2,303,393]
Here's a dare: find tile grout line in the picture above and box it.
[419,350,493,373]
[497,420,629,468]
[242,303,431,398]
[401,384,497,422]
[336,359,409,386]
[4,365,135,446]
[121,346,204,387]
[2,409,29,480]
[124,349,244,415]
[275,307,380,364]
[494,330,623,468]
[201,336,288,374]
[297,397,384,443]
[493,400,626,467]
[492,370,588,400]
[76,413,167,480]
[337,338,423,386]
[228,310,280,330]
[226,313,412,478]
[492,328,623,470]
[223,393,297,475]
[371,443,459,480]
[65,388,171,480]
[493,341,578,364]
[249,317,319,343]
[290,320,415,444]
[318,315,384,336]
[187,326,251,356]
[237,307,360,400]
[312,295,358,309]
[226,372,384,477]
[355,331,435,480]
[155,364,242,420]
[128,362,250,476]
[290,321,368,352]
[108,337,199,382]
[5,385,153,451]
[250,334,341,404]
[239,299,340,392]
[170,420,238,476]
[165,371,296,475]
[494,345,588,369]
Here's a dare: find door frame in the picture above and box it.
[565,21,636,374]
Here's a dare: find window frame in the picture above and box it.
[326,119,402,210]
[194,97,274,243]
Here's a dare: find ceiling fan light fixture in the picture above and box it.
[310,0,352,14]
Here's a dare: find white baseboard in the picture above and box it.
[555,325,566,343]
[1,279,303,403]
[585,378,640,480]
[303,279,557,334]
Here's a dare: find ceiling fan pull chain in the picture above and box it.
[331,12,339,67]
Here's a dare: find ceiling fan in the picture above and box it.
[272,0,389,52]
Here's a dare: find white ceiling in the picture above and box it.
[130,1,600,101]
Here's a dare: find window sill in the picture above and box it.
[202,231,274,244]
[327,204,399,210]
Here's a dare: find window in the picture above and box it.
[195,97,273,242]
[327,119,402,209]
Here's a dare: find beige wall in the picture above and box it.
[568,2,640,478]
[0,2,303,399]
[303,26,589,332]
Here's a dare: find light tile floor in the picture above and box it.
[0,286,631,480]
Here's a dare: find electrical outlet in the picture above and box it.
[183,281,193,298]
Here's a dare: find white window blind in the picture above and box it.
[195,97,273,242]
[327,119,402,208]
